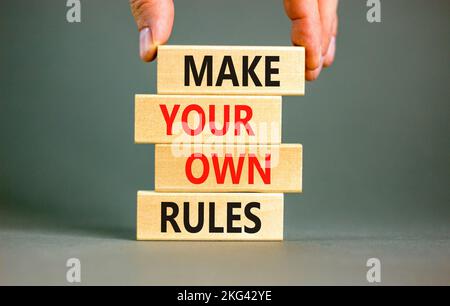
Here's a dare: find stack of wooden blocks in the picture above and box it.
[135,46,305,241]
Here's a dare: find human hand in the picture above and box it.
[284,0,339,80]
[130,0,338,81]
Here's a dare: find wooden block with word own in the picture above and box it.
[157,45,305,96]
[135,94,282,144]
[137,191,283,241]
[154,144,302,193]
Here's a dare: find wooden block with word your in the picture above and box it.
[135,94,282,144]
[137,191,283,241]
[154,144,302,193]
[157,45,305,96]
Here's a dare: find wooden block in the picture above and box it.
[135,94,282,144]
[157,45,305,96]
[137,191,283,241]
[155,144,302,193]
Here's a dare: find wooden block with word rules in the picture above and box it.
[155,144,302,193]
[137,191,283,241]
[157,45,305,96]
[135,94,282,144]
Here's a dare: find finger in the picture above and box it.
[284,0,322,71]
[318,0,338,56]
[332,12,339,37]
[323,14,338,67]
[306,56,323,81]
[130,0,174,62]
[323,35,335,67]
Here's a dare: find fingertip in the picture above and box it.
[139,27,157,62]
[305,59,323,81]
[305,70,318,81]
[297,38,322,71]
[323,36,336,68]
[305,71,317,81]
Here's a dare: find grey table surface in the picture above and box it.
[1,208,449,286]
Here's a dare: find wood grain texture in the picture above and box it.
[135,94,282,144]
[157,45,305,95]
[137,191,283,241]
[154,144,302,193]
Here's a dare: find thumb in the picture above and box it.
[130,0,174,62]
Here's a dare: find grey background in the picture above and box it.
[0,0,449,285]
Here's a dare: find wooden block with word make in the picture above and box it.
[137,191,283,241]
[157,45,305,96]
[135,94,282,144]
[154,144,302,193]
